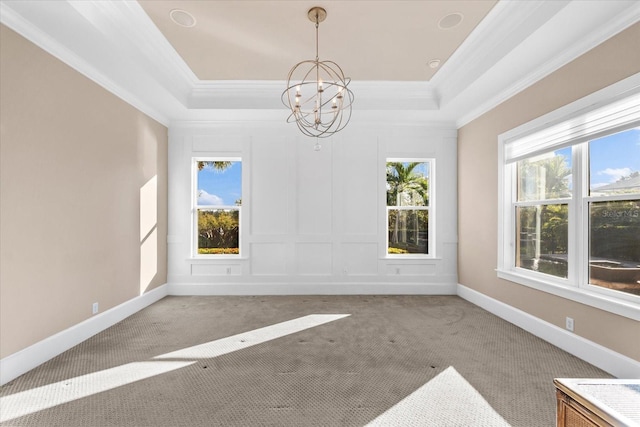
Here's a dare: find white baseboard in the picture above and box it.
[0,284,169,386]
[168,282,458,296]
[4,282,636,385]
[457,284,640,379]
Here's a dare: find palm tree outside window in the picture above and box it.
[386,160,432,256]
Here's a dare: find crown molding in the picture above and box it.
[189,81,285,110]
[0,1,171,126]
[455,1,640,127]
[431,0,571,108]
[2,0,638,128]
[188,80,439,111]
[68,1,198,94]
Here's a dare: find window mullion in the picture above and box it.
[506,162,517,269]
[570,143,585,288]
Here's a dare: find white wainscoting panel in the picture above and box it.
[251,243,287,275]
[339,138,379,236]
[296,140,333,236]
[342,243,379,276]
[191,263,241,276]
[192,135,245,153]
[251,139,288,236]
[168,123,459,292]
[386,263,437,276]
[296,242,333,276]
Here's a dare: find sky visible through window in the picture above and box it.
[551,127,640,190]
[192,129,638,207]
[411,162,428,177]
[589,127,640,189]
[386,162,429,186]
[197,162,242,206]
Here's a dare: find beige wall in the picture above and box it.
[458,23,640,361]
[0,25,168,358]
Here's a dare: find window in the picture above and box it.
[193,158,242,256]
[587,132,640,296]
[515,147,571,278]
[386,159,433,256]
[499,85,640,317]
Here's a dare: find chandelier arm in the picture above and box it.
[296,118,321,138]
[287,83,352,125]
[290,111,317,128]
[315,62,353,106]
[282,60,311,108]
[283,68,326,115]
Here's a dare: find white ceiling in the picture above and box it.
[1,0,639,127]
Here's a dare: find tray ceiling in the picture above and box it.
[138,1,497,82]
[1,0,638,126]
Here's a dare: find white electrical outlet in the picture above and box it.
[92,302,99,315]
[565,317,574,332]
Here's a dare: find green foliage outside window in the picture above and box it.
[386,162,429,254]
[516,149,639,287]
[198,210,239,254]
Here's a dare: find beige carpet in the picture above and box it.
[0,295,610,426]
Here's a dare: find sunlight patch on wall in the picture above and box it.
[140,175,157,241]
[140,228,158,295]
[140,175,158,294]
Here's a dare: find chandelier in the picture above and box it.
[282,7,354,143]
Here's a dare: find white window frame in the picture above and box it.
[386,158,435,259]
[192,156,242,258]
[497,74,640,320]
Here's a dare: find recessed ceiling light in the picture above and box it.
[438,12,463,30]
[170,9,196,28]
[428,59,441,69]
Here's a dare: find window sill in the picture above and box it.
[188,256,248,262]
[496,268,640,321]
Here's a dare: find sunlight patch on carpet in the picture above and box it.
[0,361,194,423]
[366,366,511,427]
[0,313,350,423]
[155,314,351,360]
